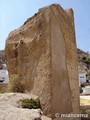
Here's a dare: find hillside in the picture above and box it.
[0,50,5,63]
[77,48,90,73]
[0,50,6,69]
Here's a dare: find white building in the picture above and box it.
[0,64,9,84]
[79,70,86,86]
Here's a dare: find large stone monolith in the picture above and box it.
[5,4,80,119]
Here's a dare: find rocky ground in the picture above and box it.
[0,93,52,120]
[80,86,90,120]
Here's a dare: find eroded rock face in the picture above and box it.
[0,93,52,120]
[5,4,80,119]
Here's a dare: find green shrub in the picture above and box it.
[20,98,41,109]
[84,59,90,65]
[81,57,90,66]
[87,72,90,76]
[7,74,25,93]
[82,56,87,60]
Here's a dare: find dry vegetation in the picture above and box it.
[7,74,29,93]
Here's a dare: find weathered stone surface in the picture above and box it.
[0,93,52,120]
[5,4,80,119]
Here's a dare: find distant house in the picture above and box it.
[79,70,86,86]
[0,64,9,84]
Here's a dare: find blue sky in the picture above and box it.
[0,0,90,52]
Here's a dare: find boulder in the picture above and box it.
[5,4,80,119]
[0,93,52,120]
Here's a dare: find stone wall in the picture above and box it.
[5,4,80,119]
